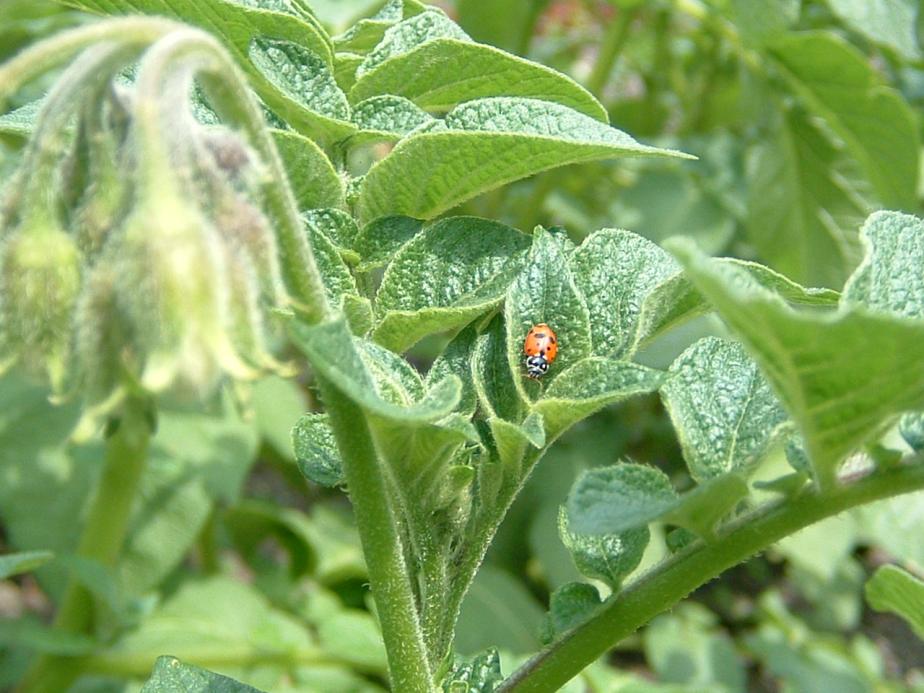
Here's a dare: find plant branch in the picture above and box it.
[498,458,924,692]
[19,398,153,693]
[317,380,434,692]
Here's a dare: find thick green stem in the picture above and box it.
[19,400,153,693]
[498,460,924,692]
[318,380,434,692]
[586,7,637,97]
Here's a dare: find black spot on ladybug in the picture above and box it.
[550,337,556,344]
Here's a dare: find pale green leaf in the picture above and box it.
[443,648,504,692]
[357,339,425,405]
[0,551,53,580]
[350,94,436,144]
[426,325,478,418]
[826,0,921,60]
[662,474,750,540]
[570,228,680,358]
[356,9,471,79]
[302,208,359,254]
[248,37,354,142]
[317,610,387,672]
[292,413,343,487]
[141,656,264,692]
[566,462,677,538]
[843,210,924,320]
[250,375,307,460]
[505,227,592,398]
[661,337,788,481]
[769,32,920,209]
[489,411,545,474]
[473,315,524,423]
[357,97,692,221]
[746,107,868,287]
[558,506,648,589]
[289,317,460,423]
[303,217,360,309]
[0,618,96,656]
[728,0,799,46]
[350,39,607,120]
[353,215,423,272]
[374,216,531,352]
[865,564,924,639]
[272,129,344,210]
[333,0,403,53]
[535,358,664,440]
[667,238,924,486]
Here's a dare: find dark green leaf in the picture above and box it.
[540,582,602,644]
[558,506,649,588]
[661,337,788,481]
[473,315,524,423]
[140,656,265,692]
[358,98,692,221]
[350,94,436,144]
[442,648,503,693]
[353,215,423,272]
[303,216,360,310]
[426,325,479,418]
[374,217,531,352]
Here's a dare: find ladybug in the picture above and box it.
[523,323,558,379]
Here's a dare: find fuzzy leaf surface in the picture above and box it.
[350,39,606,120]
[661,337,788,481]
[374,217,531,352]
[271,129,343,210]
[426,324,478,418]
[140,656,263,692]
[350,94,436,144]
[292,413,343,487]
[353,216,423,272]
[668,238,924,485]
[559,507,648,589]
[357,97,692,221]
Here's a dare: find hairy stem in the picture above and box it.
[19,399,153,693]
[318,381,434,692]
[499,459,924,692]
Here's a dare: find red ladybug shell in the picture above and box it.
[523,323,558,363]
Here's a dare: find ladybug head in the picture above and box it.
[525,354,549,379]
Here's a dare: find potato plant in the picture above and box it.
[1,1,923,692]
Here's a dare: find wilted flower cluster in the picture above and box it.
[0,45,290,415]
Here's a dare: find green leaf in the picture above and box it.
[558,506,649,589]
[302,208,360,255]
[357,97,692,222]
[865,565,924,639]
[768,32,920,209]
[350,94,437,144]
[355,9,471,79]
[317,610,387,673]
[0,100,40,138]
[0,550,53,580]
[566,463,677,538]
[842,211,924,320]
[290,317,460,423]
[271,129,344,210]
[333,0,403,53]
[141,656,264,692]
[251,376,308,460]
[61,0,340,138]
[350,39,607,121]
[0,618,97,656]
[661,337,788,481]
[489,411,545,474]
[505,227,592,398]
[825,0,921,61]
[353,215,423,272]
[746,106,868,287]
[540,582,602,644]
[443,648,504,692]
[473,314,524,423]
[534,358,665,440]
[570,228,681,358]
[667,238,924,487]
[426,324,479,418]
[374,216,531,352]
[248,37,354,142]
[727,0,799,46]
[292,413,343,487]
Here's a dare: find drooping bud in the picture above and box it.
[0,220,82,391]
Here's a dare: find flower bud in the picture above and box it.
[0,221,82,391]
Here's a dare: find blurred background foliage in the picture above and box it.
[1,0,923,691]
